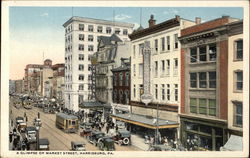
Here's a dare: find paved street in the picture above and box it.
[9,97,140,151]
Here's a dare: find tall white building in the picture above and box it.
[63,16,134,111]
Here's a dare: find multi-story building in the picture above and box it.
[111,57,131,114]
[63,16,134,111]
[9,80,15,94]
[118,15,195,139]
[24,64,43,94]
[224,20,243,151]
[15,79,24,94]
[94,34,131,106]
[52,64,65,100]
[179,16,239,151]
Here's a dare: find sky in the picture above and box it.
[9,7,243,80]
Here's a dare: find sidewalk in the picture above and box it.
[130,134,149,151]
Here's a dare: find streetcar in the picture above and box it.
[55,113,79,133]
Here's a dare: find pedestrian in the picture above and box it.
[99,125,101,131]
[38,112,40,119]
[21,141,26,150]
[24,112,26,117]
[9,131,13,143]
[26,116,28,122]
[106,125,109,134]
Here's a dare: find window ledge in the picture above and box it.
[233,90,243,93]
[233,59,243,62]
[189,88,216,91]
[189,61,216,65]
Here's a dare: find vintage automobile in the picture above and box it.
[38,138,50,150]
[16,116,24,126]
[88,131,105,146]
[33,118,42,127]
[98,136,115,151]
[25,126,37,143]
[80,122,93,137]
[148,145,173,151]
[113,129,131,145]
[55,113,79,133]
[18,122,27,132]
[116,121,126,129]
[71,141,86,151]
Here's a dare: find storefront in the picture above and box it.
[180,114,227,151]
[113,103,130,115]
[111,113,179,140]
[79,101,112,121]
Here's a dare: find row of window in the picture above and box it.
[190,71,216,89]
[133,84,178,102]
[189,40,243,64]
[79,83,91,91]
[113,90,130,105]
[134,59,178,77]
[133,34,179,57]
[113,72,130,86]
[78,44,94,51]
[190,98,217,116]
[77,54,91,61]
[77,24,128,35]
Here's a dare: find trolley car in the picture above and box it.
[55,113,79,133]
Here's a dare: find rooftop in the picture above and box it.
[63,16,134,28]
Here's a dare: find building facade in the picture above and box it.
[179,16,239,151]
[24,64,43,94]
[127,15,196,139]
[111,58,131,114]
[52,64,65,101]
[95,34,131,105]
[227,21,243,138]
[15,79,24,94]
[9,80,15,94]
[63,16,134,111]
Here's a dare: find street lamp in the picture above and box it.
[35,125,40,150]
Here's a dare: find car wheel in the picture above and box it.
[123,138,130,145]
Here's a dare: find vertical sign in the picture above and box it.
[141,41,153,105]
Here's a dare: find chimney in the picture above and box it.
[148,15,156,27]
[195,17,201,24]
[175,15,180,22]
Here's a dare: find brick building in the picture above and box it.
[179,16,240,151]
[111,57,131,114]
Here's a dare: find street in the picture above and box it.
[9,97,140,151]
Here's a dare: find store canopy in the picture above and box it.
[220,135,243,151]
[111,113,178,129]
[79,101,111,109]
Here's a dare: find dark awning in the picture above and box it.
[79,101,109,109]
[111,113,178,129]
[220,135,243,151]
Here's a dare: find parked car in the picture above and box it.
[113,129,131,145]
[71,141,86,151]
[38,138,50,150]
[98,136,115,151]
[116,121,126,129]
[88,131,105,146]
[33,118,42,127]
[25,126,37,143]
[80,122,93,137]
[17,122,27,132]
[16,116,24,126]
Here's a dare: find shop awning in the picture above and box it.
[220,135,243,151]
[111,113,178,129]
[79,101,111,109]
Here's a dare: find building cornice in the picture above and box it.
[129,17,180,41]
[63,16,134,28]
